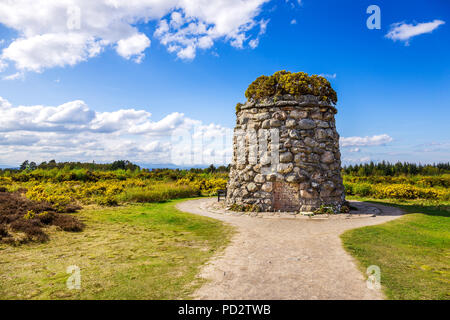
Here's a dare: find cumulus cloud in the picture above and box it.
[340,134,393,147]
[1,33,106,72]
[0,96,232,166]
[155,10,269,58]
[0,133,40,146]
[385,19,445,45]
[116,34,151,63]
[0,0,269,72]
[0,99,96,132]
[0,94,398,167]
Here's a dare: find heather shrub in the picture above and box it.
[0,225,9,238]
[0,191,84,244]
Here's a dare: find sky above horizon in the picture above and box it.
[0,0,449,167]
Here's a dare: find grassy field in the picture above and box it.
[1,162,449,299]
[341,197,450,300]
[0,199,233,300]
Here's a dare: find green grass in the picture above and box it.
[341,197,450,300]
[0,199,233,300]
[116,184,199,203]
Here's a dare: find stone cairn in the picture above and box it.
[226,93,345,213]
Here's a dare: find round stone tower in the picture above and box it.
[226,71,345,212]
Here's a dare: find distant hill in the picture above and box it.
[0,165,18,170]
[138,163,211,170]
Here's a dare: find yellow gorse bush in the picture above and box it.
[13,177,202,208]
[23,209,36,220]
[245,70,337,104]
[345,181,449,200]
[177,177,227,196]
[26,185,72,212]
[373,184,445,199]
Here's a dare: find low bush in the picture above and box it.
[343,174,450,188]
[97,195,119,206]
[374,184,446,200]
[118,184,200,203]
[344,181,449,200]
[176,177,227,196]
[352,183,373,197]
[0,191,84,244]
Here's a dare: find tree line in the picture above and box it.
[342,161,450,176]
[4,160,449,177]
[17,160,140,171]
[6,161,230,174]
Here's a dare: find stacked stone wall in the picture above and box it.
[226,94,345,212]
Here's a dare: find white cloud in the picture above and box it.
[0,96,12,108]
[116,33,151,63]
[319,73,336,79]
[290,19,297,25]
[0,96,232,166]
[0,133,39,146]
[340,134,393,147]
[0,58,7,71]
[385,19,445,45]
[47,100,96,124]
[342,156,372,164]
[414,141,450,153]
[177,45,196,60]
[2,71,23,81]
[285,0,302,9]
[0,0,270,71]
[249,39,259,49]
[155,10,269,59]
[1,33,106,72]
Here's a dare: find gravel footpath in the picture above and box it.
[176,198,403,300]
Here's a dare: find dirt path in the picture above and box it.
[176,198,403,300]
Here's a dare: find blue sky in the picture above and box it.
[0,0,448,167]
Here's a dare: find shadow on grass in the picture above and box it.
[348,197,450,218]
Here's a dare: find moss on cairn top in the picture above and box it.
[244,70,337,105]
